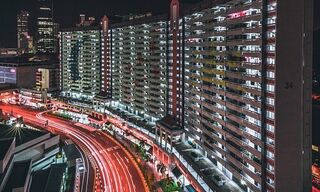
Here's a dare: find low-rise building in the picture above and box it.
[19,88,52,109]
[0,124,63,192]
[36,67,60,93]
[0,55,59,89]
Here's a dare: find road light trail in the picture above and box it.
[36,112,111,192]
[0,103,149,192]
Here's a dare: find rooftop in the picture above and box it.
[3,160,32,191]
[30,163,67,192]
[0,54,58,67]
[0,84,17,92]
[175,142,245,192]
[63,144,81,161]
[60,25,100,32]
[157,115,182,132]
[94,91,111,100]
[0,138,14,160]
[0,124,48,146]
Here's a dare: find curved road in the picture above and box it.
[0,104,148,192]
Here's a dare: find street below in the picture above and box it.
[0,103,148,192]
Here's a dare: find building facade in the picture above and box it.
[36,67,59,92]
[101,16,112,97]
[60,27,102,100]
[105,0,313,191]
[110,17,168,122]
[37,0,55,53]
[183,1,274,191]
[53,22,60,53]
[60,15,113,100]
[17,11,32,51]
[182,0,313,191]
[56,0,313,191]
[0,57,58,89]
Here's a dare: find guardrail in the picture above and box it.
[105,110,214,192]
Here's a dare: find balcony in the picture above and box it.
[171,142,245,192]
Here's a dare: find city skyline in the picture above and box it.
[0,0,203,48]
[0,0,318,191]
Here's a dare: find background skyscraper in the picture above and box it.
[17,11,30,50]
[37,0,55,53]
[52,22,60,53]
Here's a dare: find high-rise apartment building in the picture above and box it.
[101,16,112,97]
[167,0,184,125]
[57,0,313,191]
[37,0,55,53]
[183,0,313,191]
[60,27,102,99]
[105,0,313,192]
[17,11,32,51]
[60,15,112,100]
[110,17,168,122]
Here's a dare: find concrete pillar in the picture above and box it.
[155,126,158,142]
[170,133,173,152]
[160,127,163,147]
[165,133,168,150]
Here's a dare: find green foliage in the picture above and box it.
[50,112,73,120]
[159,178,182,192]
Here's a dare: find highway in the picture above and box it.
[0,103,148,192]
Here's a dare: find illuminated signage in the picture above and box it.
[228,11,247,19]
[0,67,17,84]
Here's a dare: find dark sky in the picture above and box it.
[314,0,320,73]
[0,0,319,49]
[0,0,174,47]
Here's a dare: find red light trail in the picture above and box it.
[0,103,149,192]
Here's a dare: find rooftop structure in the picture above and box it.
[0,123,63,192]
[29,163,68,192]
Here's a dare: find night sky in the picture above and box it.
[1,0,318,49]
[0,0,175,48]
[314,0,320,73]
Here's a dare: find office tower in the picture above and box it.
[80,14,86,25]
[53,22,60,53]
[60,27,102,99]
[17,11,31,51]
[76,14,96,27]
[37,0,55,53]
[110,17,168,122]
